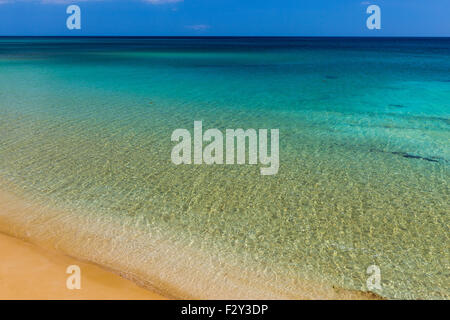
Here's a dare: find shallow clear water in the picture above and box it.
[0,37,449,299]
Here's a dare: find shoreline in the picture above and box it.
[0,185,383,300]
[0,232,166,300]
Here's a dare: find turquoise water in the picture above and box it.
[0,38,448,299]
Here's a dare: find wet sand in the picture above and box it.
[0,232,166,300]
[0,187,383,300]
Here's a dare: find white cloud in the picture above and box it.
[41,0,99,4]
[185,24,210,31]
[143,0,183,4]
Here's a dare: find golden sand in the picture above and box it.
[0,188,165,300]
[0,187,384,300]
[0,232,166,300]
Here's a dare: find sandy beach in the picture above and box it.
[0,224,383,301]
[0,231,166,300]
[0,186,165,300]
[0,186,385,300]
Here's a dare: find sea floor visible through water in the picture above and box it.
[0,37,448,299]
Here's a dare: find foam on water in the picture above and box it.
[0,38,448,299]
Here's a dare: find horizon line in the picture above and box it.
[1,35,449,38]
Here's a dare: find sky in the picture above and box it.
[0,0,448,36]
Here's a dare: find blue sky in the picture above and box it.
[0,0,448,36]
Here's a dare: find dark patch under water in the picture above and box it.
[369,149,442,163]
[391,152,440,162]
[389,104,408,108]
